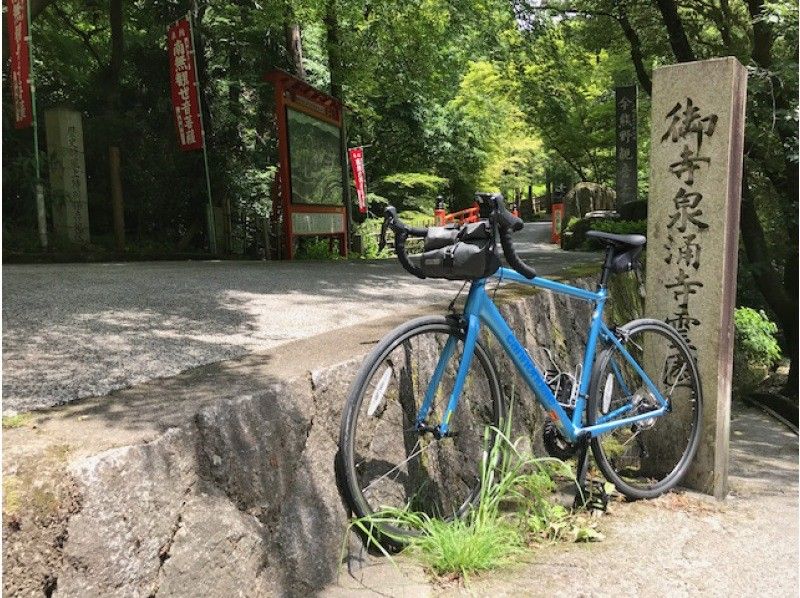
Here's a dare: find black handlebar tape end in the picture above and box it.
[499,228,536,279]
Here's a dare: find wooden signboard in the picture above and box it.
[265,70,348,259]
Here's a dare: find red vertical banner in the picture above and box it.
[167,17,204,151]
[348,147,367,214]
[7,0,33,129]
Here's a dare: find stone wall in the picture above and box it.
[4,277,634,597]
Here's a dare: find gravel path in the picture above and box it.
[2,223,599,411]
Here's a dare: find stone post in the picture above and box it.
[615,85,638,204]
[645,57,747,498]
[45,108,90,245]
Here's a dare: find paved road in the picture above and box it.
[325,404,799,597]
[2,223,599,411]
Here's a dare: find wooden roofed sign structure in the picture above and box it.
[265,69,348,259]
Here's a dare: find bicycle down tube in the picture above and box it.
[420,267,668,442]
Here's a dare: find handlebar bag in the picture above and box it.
[418,221,500,280]
[423,226,459,251]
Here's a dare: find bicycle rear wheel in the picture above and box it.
[588,318,703,499]
[338,315,504,546]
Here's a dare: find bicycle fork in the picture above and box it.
[414,315,479,438]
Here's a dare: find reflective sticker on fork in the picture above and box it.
[368,367,393,416]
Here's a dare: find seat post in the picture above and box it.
[598,245,615,289]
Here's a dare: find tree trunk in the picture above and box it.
[107,0,125,251]
[324,0,351,240]
[744,0,798,394]
[284,22,306,80]
[109,146,125,251]
[653,0,696,62]
[617,7,652,95]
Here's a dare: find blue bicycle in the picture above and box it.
[338,193,702,543]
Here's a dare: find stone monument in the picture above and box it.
[560,182,616,235]
[615,85,638,204]
[645,57,747,498]
[45,108,90,245]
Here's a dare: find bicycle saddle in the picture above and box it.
[586,230,646,248]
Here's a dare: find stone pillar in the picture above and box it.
[645,57,747,498]
[45,108,90,245]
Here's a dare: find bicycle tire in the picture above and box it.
[588,318,703,500]
[338,315,504,547]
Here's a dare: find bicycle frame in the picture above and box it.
[417,267,669,442]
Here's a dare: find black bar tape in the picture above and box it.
[394,232,426,279]
[499,227,537,279]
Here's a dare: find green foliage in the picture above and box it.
[563,218,646,251]
[590,219,647,236]
[376,173,448,212]
[2,413,33,429]
[735,308,782,368]
[294,237,343,261]
[352,219,390,259]
[733,307,782,397]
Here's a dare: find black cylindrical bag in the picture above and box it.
[416,221,500,280]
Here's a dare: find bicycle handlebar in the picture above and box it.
[379,193,537,280]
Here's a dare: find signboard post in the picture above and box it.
[645,57,747,498]
[168,14,216,253]
[615,85,638,205]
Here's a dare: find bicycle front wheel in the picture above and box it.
[338,315,504,545]
[588,318,703,499]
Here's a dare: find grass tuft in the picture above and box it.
[346,404,603,581]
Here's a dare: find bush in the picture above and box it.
[733,307,782,397]
[352,220,390,259]
[562,218,646,251]
[294,237,343,260]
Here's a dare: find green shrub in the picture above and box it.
[352,220,390,259]
[733,307,782,397]
[295,237,343,260]
[563,217,646,251]
[364,192,390,214]
[590,219,647,236]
